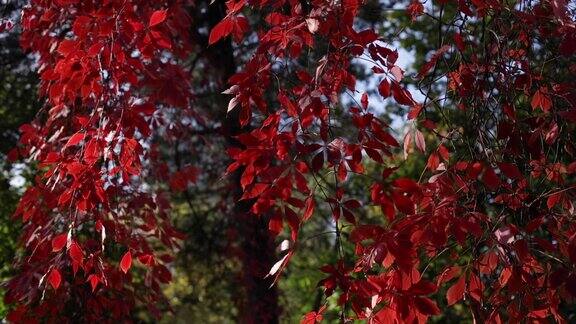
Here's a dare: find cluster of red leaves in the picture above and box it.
[6,0,195,322]
[211,0,576,322]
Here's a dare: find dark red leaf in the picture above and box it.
[48,269,61,289]
[547,192,561,209]
[437,266,460,285]
[482,166,501,190]
[446,276,466,306]
[87,274,100,292]
[378,79,391,98]
[391,82,415,106]
[52,233,68,252]
[414,297,441,315]
[409,280,437,295]
[498,162,522,180]
[361,92,369,109]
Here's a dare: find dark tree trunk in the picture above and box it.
[195,2,281,323]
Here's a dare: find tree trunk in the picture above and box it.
[199,2,281,323]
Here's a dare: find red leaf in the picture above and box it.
[446,275,466,306]
[52,233,68,252]
[301,308,324,324]
[120,251,132,274]
[407,104,423,120]
[437,266,460,285]
[138,254,155,266]
[414,297,441,315]
[418,45,450,78]
[209,18,234,45]
[392,190,414,214]
[65,133,85,148]
[409,280,438,295]
[48,269,62,289]
[407,1,424,21]
[278,92,299,116]
[337,162,348,182]
[87,274,100,292]
[312,152,324,171]
[343,199,361,209]
[426,152,440,171]
[149,10,167,27]
[498,162,522,180]
[526,216,544,233]
[547,192,561,209]
[391,82,415,106]
[301,311,318,324]
[438,144,449,160]
[499,267,512,286]
[285,206,301,241]
[482,166,501,190]
[69,242,84,263]
[303,197,315,222]
[479,251,499,274]
[530,87,552,112]
[414,130,426,153]
[241,183,268,200]
[378,79,391,98]
[57,40,76,56]
[468,273,483,302]
[268,213,283,236]
[361,92,369,109]
[83,139,102,165]
[365,147,383,163]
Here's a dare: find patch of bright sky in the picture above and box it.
[7,162,26,189]
[346,45,423,137]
